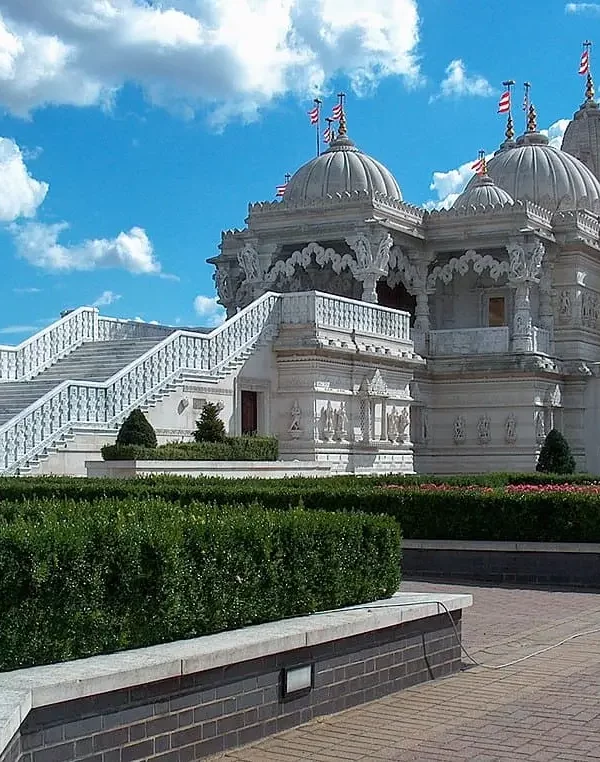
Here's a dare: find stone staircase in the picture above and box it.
[0,339,164,427]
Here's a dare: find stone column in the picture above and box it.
[507,239,545,354]
[380,399,387,441]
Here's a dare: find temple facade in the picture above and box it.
[4,79,600,475]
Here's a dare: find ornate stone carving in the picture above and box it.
[360,369,388,397]
[387,406,409,444]
[265,242,355,283]
[535,410,546,443]
[507,240,544,283]
[582,290,600,329]
[288,399,302,438]
[214,265,231,303]
[504,413,517,444]
[453,415,466,444]
[237,243,261,282]
[427,250,507,289]
[559,290,572,320]
[335,402,349,442]
[477,414,491,445]
[322,401,335,442]
[345,232,394,303]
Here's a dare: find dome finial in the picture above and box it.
[472,149,488,176]
[499,80,515,145]
[336,92,347,137]
[527,103,537,132]
[580,41,596,102]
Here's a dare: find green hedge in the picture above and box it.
[2,474,600,543]
[0,498,400,671]
[101,436,279,462]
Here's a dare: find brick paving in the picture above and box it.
[212,581,600,761]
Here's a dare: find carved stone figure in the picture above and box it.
[289,400,302,437]
[335,402,349,441]
[237,243,261,281]
[477,414,491,445]
[504,413,517,445]
[323,401,335,442]
[507,241,544,282]
[535,410,546,443]
[387,406,399,443]
[559,290,572,318]
[214,266,231,302]
[398,407,409,442]
[453,415,466,444]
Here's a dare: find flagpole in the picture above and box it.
[523,82,531,131]
[584,40,595,101]
[314,98,322,157]
[502,79,515,141]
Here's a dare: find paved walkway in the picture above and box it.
[212,581,600,761]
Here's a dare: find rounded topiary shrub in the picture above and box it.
[536,429,576,474]
[194,401,227,443]
[116,408,157,448]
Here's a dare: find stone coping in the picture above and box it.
[87,460,333,473]
[0,592,471,756]
[404,539,600,553]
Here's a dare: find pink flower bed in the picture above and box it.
[382,482,600,494]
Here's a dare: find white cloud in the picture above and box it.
[0,324,37,335]
[0,0,421,122]
[194,295,226,327]
[431,59,493,102]
[13,286,41,293]
[424,119,571,209]
[11,222,162,274]
[565,3,600,14]
[92,289,121,307]
[0,137,47,221]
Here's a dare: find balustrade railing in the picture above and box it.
[0,307,98,382]
[0,291,411,473]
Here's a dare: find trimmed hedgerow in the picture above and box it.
[0,498,400,671]
[101,436,279,462]
[115,409,157,448]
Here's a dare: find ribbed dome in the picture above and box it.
[453,173,514,209]
[283,134,401,204]
[483,131,600,212]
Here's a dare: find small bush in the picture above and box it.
[101,436,278,462]
[116,409,157,448]
[536,429,576,474]
[194,402,226,443]
[0,499,400,671]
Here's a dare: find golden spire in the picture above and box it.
[505,113,515,141]
[527,103,537,132]
[337,92,347,137]
[480,150,488,176]
[587,72,596,101]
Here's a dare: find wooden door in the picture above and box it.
[241,390,258,435]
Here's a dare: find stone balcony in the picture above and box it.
[428,326,551,357]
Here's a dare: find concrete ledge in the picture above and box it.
[403,540,600,588]
[0,592,471,761]
[403,539,600,553]
[86,459,334,479]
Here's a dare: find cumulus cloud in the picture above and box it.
[0,137,47,220]
[565,3,600,14]
[92,289,122,307]
[0,0,421,121]
[424,119,571,209]
[431,59,493,102]
[11,222,161,274]
[194,295,225,327]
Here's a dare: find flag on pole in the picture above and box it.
[308,104,320,125]
[497,90,511,114]
[276,183,287,197]
[580,49,590,75]
[471,157,485,175]
[323,125,333,143]
[331,102,343,121]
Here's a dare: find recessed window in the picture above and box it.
[488,296,506,327]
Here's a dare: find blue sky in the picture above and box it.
[0,0,598,338]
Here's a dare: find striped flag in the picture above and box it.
[323,125,333,143]
[497,90,511,114]
[580,49,590,75]
[276,183,287,197]
[471,157,485,175]
[331,102,343,121]
[308,104,320,125]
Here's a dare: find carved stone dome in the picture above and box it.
[483,131,600,212]
[283,134,401,204]
[453,173,514,209]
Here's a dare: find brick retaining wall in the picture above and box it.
[0,612,461,762]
